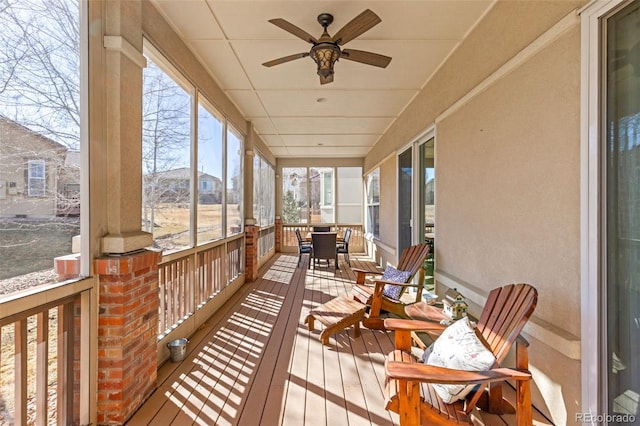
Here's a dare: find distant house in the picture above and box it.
[0,116,78,218]
[57,150,81,216]
[146,167,223,204]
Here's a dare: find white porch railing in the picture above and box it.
[157,234,244,360]
[0,278,94,426]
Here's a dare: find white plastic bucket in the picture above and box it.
[167,338,188,362]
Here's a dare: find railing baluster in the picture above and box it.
[57,302,74,425]
[159,267,165,334]
[36,311,48,426]
[15,318,28,426]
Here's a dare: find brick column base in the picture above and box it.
[245,225,259,281]
[94,249,161,425]
[54,253,81,281]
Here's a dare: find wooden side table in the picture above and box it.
[304,295,367,345]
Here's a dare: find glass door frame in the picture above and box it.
[581,0,631,418]
[416,130,436,246]
[397,144,414,257]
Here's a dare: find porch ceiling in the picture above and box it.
[151,0,494,158]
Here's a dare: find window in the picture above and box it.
[142,53,192,253]
[197,101,224,244]
[282,166,362,225]
[253,153,275,258]
[0,0,81,286]
[27,159,46,196]
[337,167,363,223]
[310,167,333,223]
[253,153,274,227]
[282,167,307,223]
[142,43,244,252]
[321,170,333,206]
[226,125,243,235]
[366,168,380,238]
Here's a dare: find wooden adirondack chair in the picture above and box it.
[351,243,430,330]
[383,283,538,425]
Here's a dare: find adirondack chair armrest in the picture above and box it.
[385,361,532,385]
[351,267,383,284]
[516,334,530,347]
[371,280,422,300]
[373,279,418,287]
[351,267,383,275]
[384,318,447,333]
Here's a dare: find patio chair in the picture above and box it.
[311,232,338,270]
[384,283,538,425]
[313,225,331,232]
[295,229,312,268]
[336,228,352,266]
[351,243,430,330]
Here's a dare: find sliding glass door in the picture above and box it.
[398,147,413,256]
[604,1,640,416]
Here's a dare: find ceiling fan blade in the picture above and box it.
[332,9,381,45]
[262,52,309,67]
[342,49,391,68]
[320,74,334,85]
[268,18,318,44]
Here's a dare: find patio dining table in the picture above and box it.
[305,232,344,242]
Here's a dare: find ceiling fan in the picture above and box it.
[262,9,392,85]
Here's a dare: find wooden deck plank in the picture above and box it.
[281,304,311,425]
[253,260,309,425]
[236,254,308,425]
[322,264,354,426]
[302,268,324,426]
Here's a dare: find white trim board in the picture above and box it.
[104,36,147,68]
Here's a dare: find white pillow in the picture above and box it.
[425,317,496,403]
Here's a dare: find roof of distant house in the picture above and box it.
[152,167,221,181]
[0,114,67,151]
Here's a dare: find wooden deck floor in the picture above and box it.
[127,253,552,426]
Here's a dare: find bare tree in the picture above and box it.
[0,0,80,149]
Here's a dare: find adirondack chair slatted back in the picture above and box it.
[353,243,431,329]
[395,243,430,292]
[476,283,538,364]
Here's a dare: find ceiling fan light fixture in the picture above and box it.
[310,42,340,78]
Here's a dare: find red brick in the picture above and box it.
[99,316,125,327]
[101,282,125,293]
[100,294,125,304]
[108,391,123,401]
